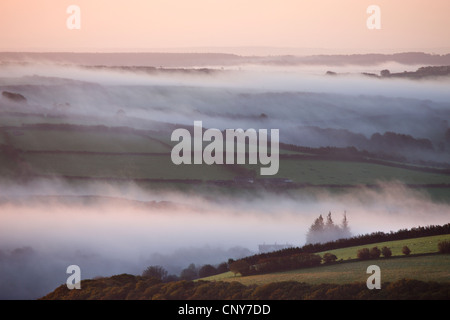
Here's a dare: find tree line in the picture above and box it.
[141,261,229,283]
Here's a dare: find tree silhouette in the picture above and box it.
[325,212,334,230]
[381,246,392,258]
[369,247,381,259]
[142,266,168,281]
[180,263,198,280]
[402,246,411,255]
[357,248,371,260]
[306,212,352,244]
[306,215,325,244]
[340,211,351,238]
[198,264,217,278]
[229,260,250,276]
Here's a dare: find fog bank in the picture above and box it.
[0,180,449,299]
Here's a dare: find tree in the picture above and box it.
[340,211,351,239]
[322,253,338,264]
[142,266,168,281]
[369,247,381,259]
[180,263,198,281]
[306,214,325,244]
[402,246,411,256]
[164,274,179,282]
[229,260,250,277]
[198,264,217,278]
[325,212,335,231]
[438,241,450,254]
[2,91,27,103]
[380,69,390,77]
[357,248,371,260]
[216,262,229,274]
[306,212,353,245]
[312,215,325,233]
[381,246,392,258]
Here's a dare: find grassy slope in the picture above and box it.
[7,129,172,153]
[23,153,238,180]
[201,235,450,285]
[318,234,450,260]
[273,159,450,185]
[210,255,450,286]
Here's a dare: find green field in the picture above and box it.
[7,129,172,153]
[270,159,450,185]
[5,127,314,155]
[23,153,239,180]
[201,235,450,285]
[23,152,449,186]
[317,234,450,260]
[208,255,450,286]
[0,113,108,127]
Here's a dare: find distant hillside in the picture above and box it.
[386,66,450,78]
[40,275,450,300]
[327,65,450,79]
[1,52,449,67]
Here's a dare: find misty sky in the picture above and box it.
[1,0,450,53]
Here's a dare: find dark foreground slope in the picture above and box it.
[40,275,449,300]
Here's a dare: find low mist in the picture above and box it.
[1,57,449,299]
[0,180,449,299]
[1,62,449,161]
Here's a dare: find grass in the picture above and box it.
[211,255,450,286]
[271,159,450,185]
[318,234,450,260]
[0,113,106,127]
[7,129,171,153]
[23,153,239,180]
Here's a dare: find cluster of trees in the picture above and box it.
[282,128,437,160]
[179,262,229,280]
[369,132,433,152]
[141,262,229,282]
[229,253,322,276]
[306,212,352,244]
[2,91,27,103]
[40,276,450,300]
[351,240,450,261]
[357,246,394,260]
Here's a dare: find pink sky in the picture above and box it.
[1,0,449,54]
